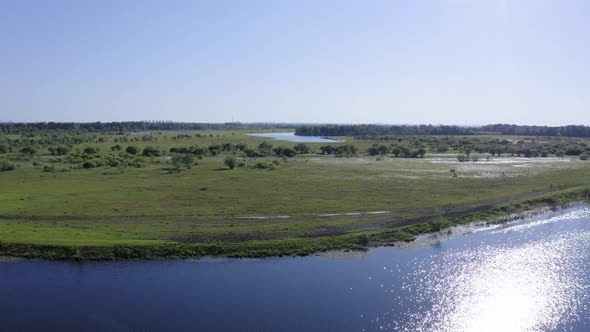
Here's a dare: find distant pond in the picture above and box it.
[247,132,343,143]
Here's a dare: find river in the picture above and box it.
[1,205,590,331]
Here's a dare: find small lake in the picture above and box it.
[247,132,343,143]
[2,205,590,331]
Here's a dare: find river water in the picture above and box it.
[1,205,590,331]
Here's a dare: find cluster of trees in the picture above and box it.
[65,148,145,169]
[48,146,70,155]
[171,154,196,171]
[169,142,314,159]
[295,124,590,138]
[367,144,427,158]
[356,135,590,159]
[318,144,359,156]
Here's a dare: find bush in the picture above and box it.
[171,154,196,170]
[293,143,311,154]
[224,156,237,169]
[273,146,297,158]
[125,146,139,155]
[21,147,36,155]
[0,160,16,171]
[457,154,468,162]
[55,146,69,155]
[84,147,98,154]
[82,160,97,169]
[253,161,276,170]
[142,146,160,157]
[565,146,582,156]
[580,153,590,161]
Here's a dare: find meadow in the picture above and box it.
[1,129,590,259]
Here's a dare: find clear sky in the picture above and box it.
[1,0,589,125]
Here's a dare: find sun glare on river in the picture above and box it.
[364,208,590,331]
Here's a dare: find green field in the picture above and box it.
[1,130,590,259]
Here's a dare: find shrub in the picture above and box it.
[56,146,69,155]
[142,146,160,157]
[273,146,297,158]
[171,153,196,170]
[293,143,311,154]
[253,162,276,169]
[224,156,237,169]
[21,147,36,155]
[84,147,98,154]
[0,160,16,171]
[0,144,9,154]
[125,146,139,155]
[82,160,97,169]
[580,153,590,161]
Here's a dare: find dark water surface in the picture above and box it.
[2,205,590,331]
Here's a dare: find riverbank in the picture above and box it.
[1,186,588,260]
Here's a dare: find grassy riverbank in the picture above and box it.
[1,167,589,259]
[0,187,588,260]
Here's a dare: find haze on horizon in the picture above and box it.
[1,0,589,126]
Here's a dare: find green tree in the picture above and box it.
[126,146,139,155]
[417,148,427,158]
[182,154,195,168]
[56,146,69,155]
[293,143,311,154]
[142,146,160,157]
[171,153,195,170]
[320,145,335,155]
[21,146,36,155]
[378,145,390,155]
[367,145,379,156]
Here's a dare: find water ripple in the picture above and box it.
[364,206,590,331]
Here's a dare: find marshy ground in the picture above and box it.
[1,130,589,259]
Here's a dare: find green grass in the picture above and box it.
[1,130,590,259]
[2,156,589,218]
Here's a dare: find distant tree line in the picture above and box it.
[295,124,590,138]
[0,121,296,134]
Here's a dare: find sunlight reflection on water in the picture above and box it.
[364,205,590,331]
[407,235,588,331]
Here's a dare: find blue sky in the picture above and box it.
[1,0,589,125]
